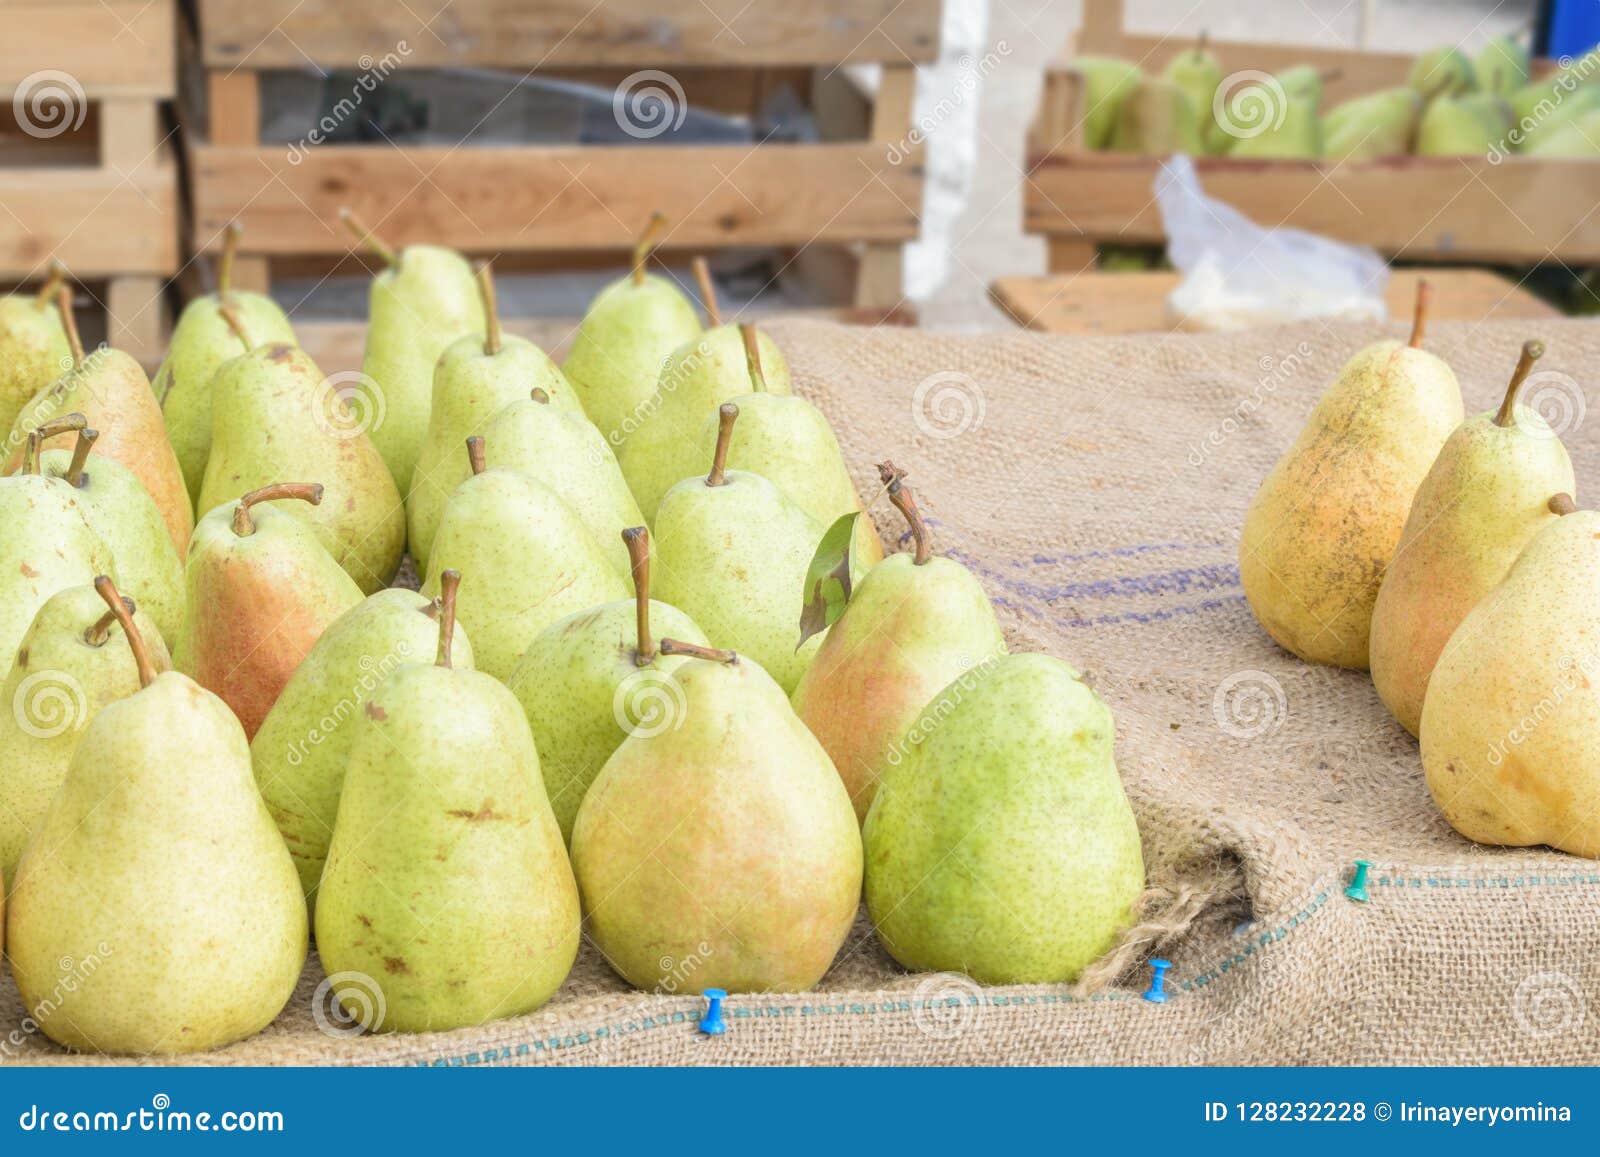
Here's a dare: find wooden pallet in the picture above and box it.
[1025,0,1598,273]
[0,0,179,360]
[184,0,939,308]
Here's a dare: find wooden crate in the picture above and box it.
[1025,0,1599,273]
[0,0,180,361]
[183,0,940,308]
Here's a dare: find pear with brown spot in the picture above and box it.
[317,571,579,1032]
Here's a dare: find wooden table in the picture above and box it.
[990,268,1561,336]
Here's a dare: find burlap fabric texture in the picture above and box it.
[4,315,1598,1066]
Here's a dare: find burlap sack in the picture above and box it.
[5,314,1598,1067]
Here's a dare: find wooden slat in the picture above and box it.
[0,157,179,276]
[856,65,918,307]
[198,0,941,68]
[190,143,921,253]
[1025,152,1600,265]
[0,1,175,97]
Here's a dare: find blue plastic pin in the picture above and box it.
[1345,859,1372,903]
[1143,959,1171,1004]
[699,988,727,1035]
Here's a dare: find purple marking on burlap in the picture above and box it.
[947,550,1241,603]
[993,593,1247,629]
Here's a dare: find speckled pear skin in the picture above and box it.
[0,474,117,673]
[316,662,579,1032]
[572,655,861,993]
[0,585,171,881]
[1421,511,1600,858]
[0,290,70,435]
[200,344,405,594]
[176,500,364,739]
[8,349,193,553]
[653,469,824,694]
[562,272,702,446]
[618,325,792,524]
[508,598,708,843]
[421,470,629,681]
[155,290,297,504]
[252,589,474,914]
[792,553,1006,822]
[407,334,580,570]
[1370,405,1574,735]
[358,245,485,495]
[696,391,883,566]
[864,654,1145,985]
[413,392,641,579]
[1240,340,1463,668]
[6,670,307,1055]
[40,447,185,646]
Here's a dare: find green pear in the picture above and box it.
[0,434,117,670]
[562,213,702,445]
[1524,108,1600,156]
[1226,80,1322,159]
[1416,93,1511,155]
[864,653,1145,984]
[1409,45,1478,100]
[1371,342,1575,736]
[617,301,792,525]
[343,211,484,494]
[572,643,860,992]
[653,405,826,694]
[252,587,473,914]
[155,224,298,505]
[1324,87,1423,159]
[791,465,1006,822]
[1511,78,1600,148]
[421,438,629,681]
[1065,56,1144,150]
[315,572,578,1031]
[1421,495,1600,857]
[200,339,405,594]
[1475,34,1529,96]
[1109,75,1204,154]
[1240,281,1463,668]
[39,423,185,646]
[176,484,365,739]
[0,583,170,882]
[1162,33,1222,141]
[406,263,580,571]
[0,265,70,436]
[508,526,708,843]
[6,577,305,1055]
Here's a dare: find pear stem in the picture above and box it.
[1550,493,1578,516]
[740,322,766,392]
[339,208,398,268]
[693,256,721,327]
[1408,278,1431,350]
[660,638,738,665]
[631,212,667,286]
[218,301,253,349]
[66,427,98,487]
[83,597,131,647]
[707,403,738,487]
[466,435,487,476]
[477,261,501,356]
[623,526,654,665]
[1319,67,1343,85]
[232,482,324,536]
[36,261,66,307]
[1494,339,1543,427]
[435,569,461,669]
[219,222,242,304]
[55,285,84,365]
[94,575,156,688]
[530,386,550,405]
[20,432,41,475]
[879,461,931,565]
[33,412,86,443]
[1196,29,1209,54]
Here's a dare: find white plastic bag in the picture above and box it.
[1155,155,1390,331]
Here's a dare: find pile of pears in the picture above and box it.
[0,214,1146,1056]
[1241,278,1600,858]
[1069,34,1600,161]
